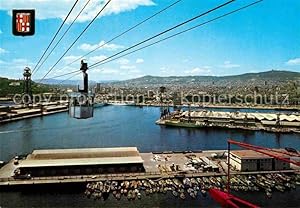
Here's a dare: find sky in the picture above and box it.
[0,0,300,81]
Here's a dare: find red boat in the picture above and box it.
[209,188,260,208]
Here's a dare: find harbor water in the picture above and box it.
[0,105,299,207]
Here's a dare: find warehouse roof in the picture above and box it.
[231,150,271,159]
[180,110,300,122]
[18,147,144,168]
[231,149,290,159]
[18,156,144,168]
[28,147,140,160]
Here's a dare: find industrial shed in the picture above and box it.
[229,149,290,172]
[15,147,145,177]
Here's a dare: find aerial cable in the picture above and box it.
[46,0,262,81]
[38,0,112,83]
[45,0,234,81]
[90,0,263,69]
[32,0,93,76]
[55,0,184,73]
[89,0,235,69]
[32,0,80,73]
[44,70,80,80]
[58,71,82,85]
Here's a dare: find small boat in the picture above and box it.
[145,189,150,195]
[201,189,207,197]
[179,192,186,200]
[84,190,91,198]
[285,183,291,189]
[102,192,110,201]
[172,190,179,197]
[96,192,102,200]
[116,192,121,200]
[94,102,107,108]
[189,192,196,199]
[265,191,272,198]
[191,178,198,185]
[275,185,285,192]
[291,183,296,189]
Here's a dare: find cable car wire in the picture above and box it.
[45,70,80,80]
[46,0,262,82]
[43,0,231,82]
[90,0,263,69]
[58,71,82,85]
[55,0,183,73]
[38,0,112,83]
[32,0,80,73]
[32,0,92,76]
[89,0,235,69]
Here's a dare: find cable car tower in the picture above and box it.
[23,67,32,106]
[68,60,94,119]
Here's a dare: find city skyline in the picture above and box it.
[0,0,299,81]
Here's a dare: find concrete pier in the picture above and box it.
[0,102,68,123]
[0,150,299,187]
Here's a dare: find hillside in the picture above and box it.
[113,70,300,86]
[0,77,53,97]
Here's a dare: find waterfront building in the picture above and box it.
[14,147,145,177]
[229,149,290,172]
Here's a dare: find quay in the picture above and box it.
[0,101,107,123]
[156,110,300,133]
[0,147,299,187]
[0,102,68,123]
[135,103,300,111]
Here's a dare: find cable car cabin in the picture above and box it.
[69,92,94,119]
[68,60,94,119]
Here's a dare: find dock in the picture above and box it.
[0,150,299,187]
[0,102,68,123]
[157,110,300,133]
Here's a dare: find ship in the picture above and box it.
[94,102,108,108]
[160,120,207,128]
[108,101,136,106]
